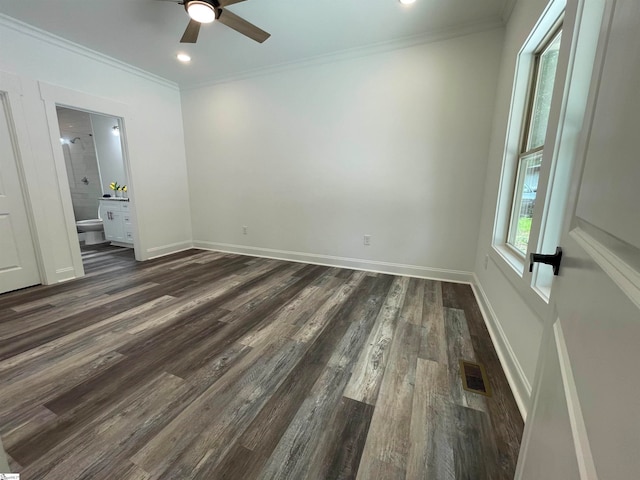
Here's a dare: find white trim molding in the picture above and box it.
[472,273,532,419]
[40,95,86,282]
[183,18,504,90]
[54,266,77,283]
[554,321,598,480]
[193,241,474,284]
[571,227,640,310]
[0,14,178,91]
[145,241,194,260]
[0,73,51,286]
[38,80,147,265]
[0,437,10,473]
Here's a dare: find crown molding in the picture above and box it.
[182,16,505,90]
[0,12,506,92]
[0,14,179,91]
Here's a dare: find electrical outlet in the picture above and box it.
[484,254,489,269]
[364,235,371,246]
[242,226,248,235]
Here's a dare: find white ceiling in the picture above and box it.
[0,0,512,88]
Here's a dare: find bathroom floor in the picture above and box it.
[80,243,135,275]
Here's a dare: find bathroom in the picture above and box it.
[57,107,134,258]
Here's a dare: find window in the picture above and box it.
[491,0,605,310]
[508,28,562,255]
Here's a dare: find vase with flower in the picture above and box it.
[110,182,124,198]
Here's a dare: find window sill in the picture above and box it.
[489,243,550,321]
[533,284,551,302]
[492,244,526,277]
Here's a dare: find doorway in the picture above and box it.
[55,106,137,270]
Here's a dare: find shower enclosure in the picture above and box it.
[58,107,103,221]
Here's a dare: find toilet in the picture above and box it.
[76,208,104,245]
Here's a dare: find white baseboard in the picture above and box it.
[193,240,474,284]
[471,273,531,420]
[145,240,193,260]
[0,437,10,474]
[54,266,77,283]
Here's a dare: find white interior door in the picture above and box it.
[517,0,640,478]
[0,93,40,294]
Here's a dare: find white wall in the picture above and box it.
[183,28,504,280]
[0,16,192,282]
[91,113,127,196]
[473,0,557,414]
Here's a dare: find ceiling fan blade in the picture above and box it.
[180,19,201,43]
[217,9,270,43]
[218,0,247,6]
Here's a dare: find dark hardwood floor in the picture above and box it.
[80,243,135,274]
[0,249,523,479]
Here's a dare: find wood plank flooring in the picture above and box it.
[0,249,523,479]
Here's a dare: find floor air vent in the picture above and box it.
[460,360,492,397]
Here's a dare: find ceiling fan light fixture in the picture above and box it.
[186,1,216,23]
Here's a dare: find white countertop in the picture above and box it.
[100,197,130,202]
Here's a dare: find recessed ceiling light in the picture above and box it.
[399,0,416,4]
[186,1,216,23]
[177,53,192,63]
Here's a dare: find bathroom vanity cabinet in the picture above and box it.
[99,199,134,246]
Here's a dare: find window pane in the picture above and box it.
[526,31,562,151]
[508,151,542,254]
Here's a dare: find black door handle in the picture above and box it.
[529,247,562,276]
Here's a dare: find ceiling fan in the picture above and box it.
[162,0,270,44]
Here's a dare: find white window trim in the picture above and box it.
[491,0,607,321]
[491,0,566,320]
